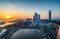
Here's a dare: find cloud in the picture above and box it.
[7,3,14,8]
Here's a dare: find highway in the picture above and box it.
[0,22,17,27]
[57,26,60,39]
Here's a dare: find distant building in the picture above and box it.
[33,12,39,23]
[26,18,32,22]
[0,27,2,33]
[39,14,40,20]
[33,12,41,23]
[49,10,51,22]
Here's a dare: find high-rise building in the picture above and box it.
[49,10,51,21]
[39,14,40,20]
[33,12,39,23]
[33,12,41,23]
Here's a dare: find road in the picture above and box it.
[0,22,17,27]
[57,26,60,39]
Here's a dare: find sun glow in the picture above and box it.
[5,15,11,19]
[3,15,12,20]
[0,3,33,20]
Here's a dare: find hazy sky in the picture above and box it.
[0,0,60,19]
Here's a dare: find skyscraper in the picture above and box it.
[49,10,51,22]
[33,12,39,23]
[39,14,40,20]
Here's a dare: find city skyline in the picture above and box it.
[0,0,60,20]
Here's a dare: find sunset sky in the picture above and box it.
[0,0,60,20]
